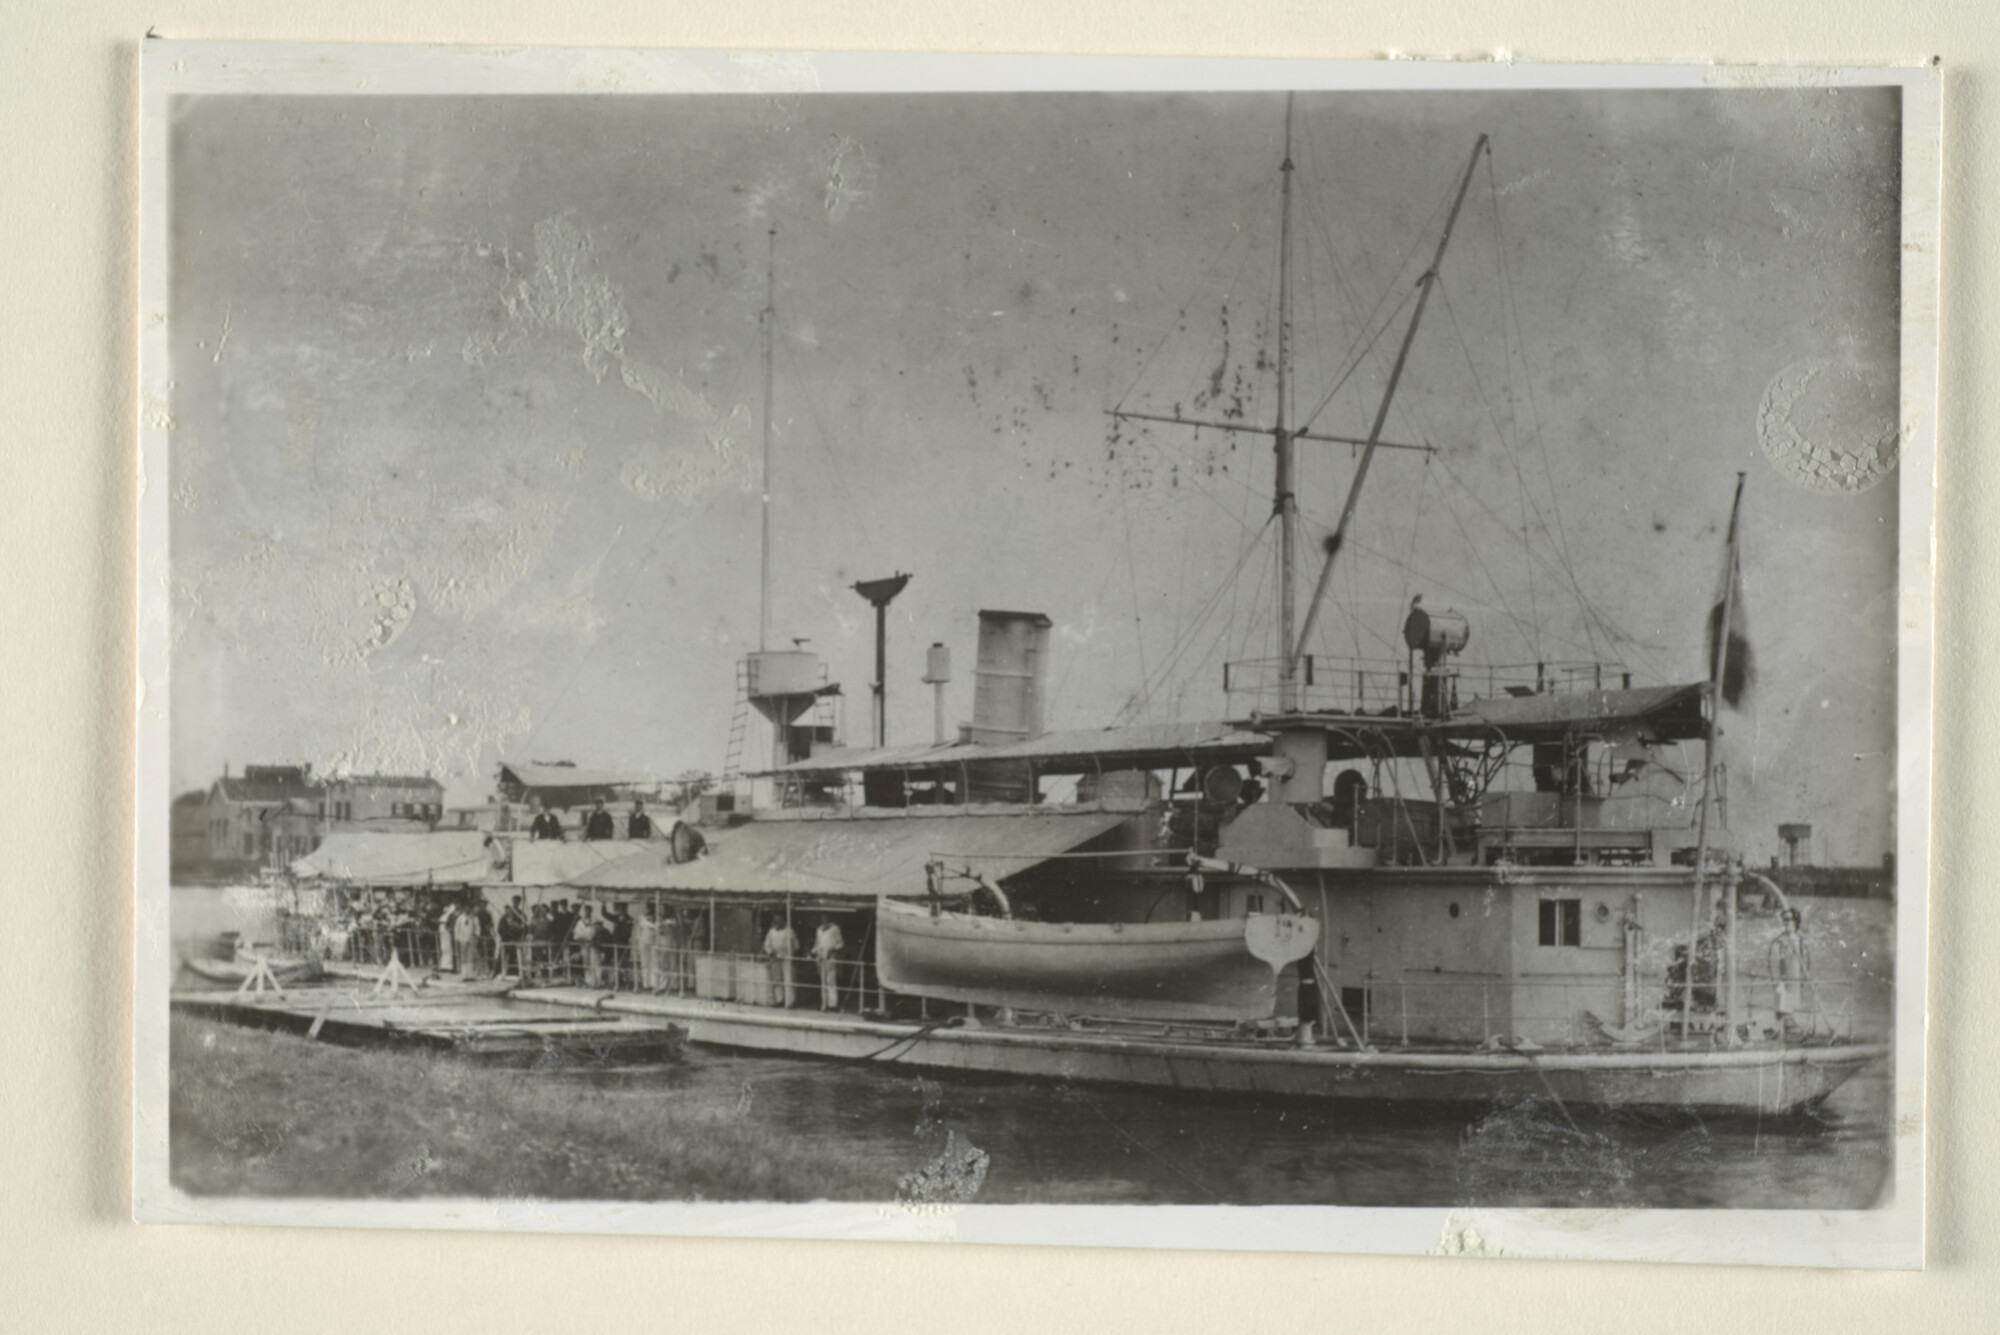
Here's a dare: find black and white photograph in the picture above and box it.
[134,46,1935,1264]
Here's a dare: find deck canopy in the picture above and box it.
[568,807,1137,904]
[763,692,1703,782]
[289,831,495,885]
[1441,683,1708,746]
[505,838,652,887]
[1230,682,1711,761]
[289,831,662,889]
[496,760,650,809]
[762,719,1272,780]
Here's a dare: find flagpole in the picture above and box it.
[1681,471,1746,1040]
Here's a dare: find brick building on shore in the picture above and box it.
[170,763,446,881]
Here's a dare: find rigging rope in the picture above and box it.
[1481,151,1651,676]
[1115,457,1153,724]
[1435,276,1547,658]
[1114,512,1274,725]
[1111,176,1278,414]
[1103,124,1686,721]
[1293,120,1457,436]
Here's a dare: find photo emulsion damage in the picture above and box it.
[136,49,1932,1262]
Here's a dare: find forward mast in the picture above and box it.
[1110,98,1489,805]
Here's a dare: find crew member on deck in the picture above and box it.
[635,902,661,991]
[812,916,846,1011]
[530,801,565,842]
[479,897,497,976]
[1296,949,1322,1047]
[584,799,616,841]
[498,895,527,977]
[527,904,553,982]
[627,800,654,840]
[451,896,479,978]
[660,908,687,994]
[436,901,457,973]
[550,900,578,980]
[763,915,800,1009]
[608,902,636,989]
[572,904,603,985]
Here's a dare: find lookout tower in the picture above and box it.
[726,648,841,778]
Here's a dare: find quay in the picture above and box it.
[169,977,686,1061]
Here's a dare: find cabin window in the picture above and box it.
[1448,902,1461,919]
[1538,898,1582,947]
[1339,987,1371,1030]
[1244,893,1266,917]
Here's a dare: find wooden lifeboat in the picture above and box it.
[874,897,1319,1022]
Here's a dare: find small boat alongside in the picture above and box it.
[178,952,322,990]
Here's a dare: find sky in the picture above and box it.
[166,86,1904,862]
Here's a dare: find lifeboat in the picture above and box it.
[874,896,1320,1022]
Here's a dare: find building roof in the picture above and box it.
[214,773,322,804]
[570,807,1135,901]
[333,773,443,790]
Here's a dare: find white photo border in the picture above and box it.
[134,42,1939,1268]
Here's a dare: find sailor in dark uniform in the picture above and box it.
[497,895,528,977]
[627,800,654,839]
[584,799,616,841]
[529,801,565,841]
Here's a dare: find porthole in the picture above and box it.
[1448,902,1461,918]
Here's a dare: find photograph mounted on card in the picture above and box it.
[133,43,1936,1267]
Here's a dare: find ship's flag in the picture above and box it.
[1706,475,1754,708]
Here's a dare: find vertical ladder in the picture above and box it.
[722,658,751,780]
[813,659,839,742]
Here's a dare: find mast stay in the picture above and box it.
[1290,134,1490,678]
[758,225,777,652]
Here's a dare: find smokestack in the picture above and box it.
[921,642,952,745]
[967,610,1052,745]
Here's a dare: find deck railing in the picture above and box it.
[304,922,1886,1046]
[1301,971,1887,1050]
[511,942,880,1014]
[1221,655,1632,716]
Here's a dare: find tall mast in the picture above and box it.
[1274,94,1299,713]
[759,225,776,652]
[1103,104,1453,717]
